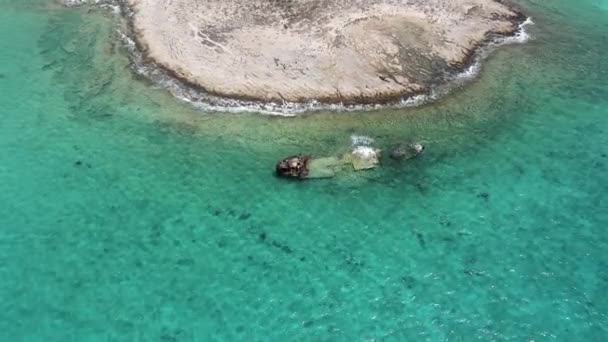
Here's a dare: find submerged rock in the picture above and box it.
[390,142,425,160]
[306,157,344,179]
[347,146,381,170]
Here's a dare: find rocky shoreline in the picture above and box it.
[125,0,526,106]
[65,0,527,111]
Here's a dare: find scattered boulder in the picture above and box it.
[390,142,425,160]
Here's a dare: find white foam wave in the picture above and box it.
[100,4,121,14]
[400,93,431,107]
[436,17,534,92]
[351,146,380,159]
[350,135,375,147]
[501,17,534,45]
[455,62,482,82]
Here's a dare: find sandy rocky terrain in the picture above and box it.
[75,0,525,104]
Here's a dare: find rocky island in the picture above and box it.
[125,0,525,105]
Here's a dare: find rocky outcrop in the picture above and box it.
[126,0,525,105]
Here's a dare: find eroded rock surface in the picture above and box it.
[127,0,523,104]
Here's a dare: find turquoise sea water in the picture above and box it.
[1,0,607,340]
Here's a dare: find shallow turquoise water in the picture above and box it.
[1,0,607,340]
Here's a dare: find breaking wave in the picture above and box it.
[350,135,375,147]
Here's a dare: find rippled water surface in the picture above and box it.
[1,0,607,340]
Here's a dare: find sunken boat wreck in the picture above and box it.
[275,155,311,179]
[275,142,424,179]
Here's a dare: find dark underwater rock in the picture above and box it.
[390,142,425,160]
